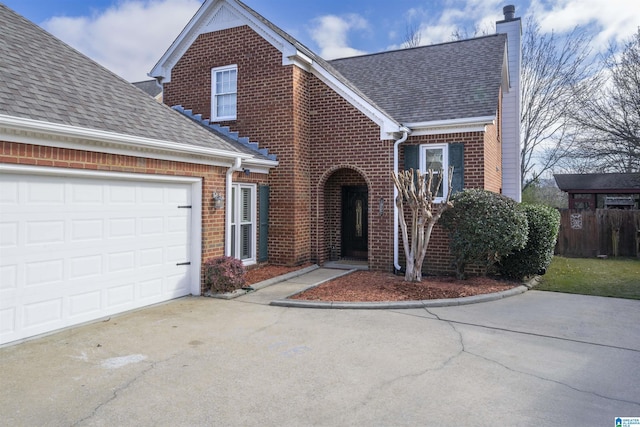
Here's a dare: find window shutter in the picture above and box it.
[449,143,464,194]
[403,144,420,186]
[258,185,269,262]
[404,144,419,171]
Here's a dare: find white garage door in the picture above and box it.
[0,168,200,345]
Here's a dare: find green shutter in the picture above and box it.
[449,143,464,194]
[404,144,420,171]
[403,144,420,185]
[258,185,269,262]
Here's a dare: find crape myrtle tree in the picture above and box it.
[392,167,453,282]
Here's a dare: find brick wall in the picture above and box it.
[0,140,246,293]
[165,25,311,266]
[162,25,504,274]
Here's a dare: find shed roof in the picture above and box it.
[554,173,640,191]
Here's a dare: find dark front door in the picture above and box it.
[342,186,368,259]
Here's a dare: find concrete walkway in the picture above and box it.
[1,271,639,426]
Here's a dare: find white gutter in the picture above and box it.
[0,114,255,162]
[225,157,243,257]
[404,116,496,136]
[393,126,411,272]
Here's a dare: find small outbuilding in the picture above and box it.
[554,173,640,210]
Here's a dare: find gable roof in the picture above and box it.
[150,0,508,137]
[0,4,276,167]
[554,173,640,192]
[329,35,507,124]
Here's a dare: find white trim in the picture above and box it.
[211,64,238,121]
[0,114,251,160]
[229,182,257,266]
[405,116,495,136]
[0,164,203,296]
[420,143,450,203]
[0,114,277,170]
[149,0,400,139]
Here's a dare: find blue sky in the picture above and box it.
[3,0,639,82]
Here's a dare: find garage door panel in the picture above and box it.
[25,259,65,287]
[71,219,104,241]
[68,291,102,318]
[27,180,65,204]
[0,307,16,334]
[23,298,63,329]
[0,172,195,345]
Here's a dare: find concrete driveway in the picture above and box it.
[1,274,639,426]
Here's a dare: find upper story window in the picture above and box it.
[420,143,449,201]
[211,65,237,121]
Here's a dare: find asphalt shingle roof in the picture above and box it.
[328,34,507,124]
[554,173,640,191]
[0,4,263,158]
[132,79,163,98]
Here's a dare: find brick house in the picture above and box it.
[0,4,277,345]
[150,0,522,273]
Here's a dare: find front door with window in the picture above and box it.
[341,186,368,259]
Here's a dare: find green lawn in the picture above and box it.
[537,256,640,299]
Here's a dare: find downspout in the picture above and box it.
[393,126,410,272]
[225,157,243,257]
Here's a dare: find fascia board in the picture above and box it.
[148,0,400,138]
[150,0,304,82]
[0,114,280,169]
[405,116,496,136]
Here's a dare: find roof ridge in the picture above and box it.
[172,105,277,161]
[329,33,506,63]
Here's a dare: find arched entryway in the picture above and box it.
[320,167,370,263]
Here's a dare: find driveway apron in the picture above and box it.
[1,281,638,426]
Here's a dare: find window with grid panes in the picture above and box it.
[230,183,255,263]
[211,65,237,120]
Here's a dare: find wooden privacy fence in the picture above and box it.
[555,209,640,258]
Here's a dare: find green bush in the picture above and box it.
[440,189,528,279]
[204,256,246,293]
[498,204,561,280]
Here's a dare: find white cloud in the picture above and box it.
[308,14,369,59]
[42,0,202,82]
[530,0,640,51]
[393,0,504,48]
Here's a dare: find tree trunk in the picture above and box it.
[392,168,454,282]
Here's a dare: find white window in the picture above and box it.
[230,183,256,264]
[420,144,449,201]
[211,65,237,121]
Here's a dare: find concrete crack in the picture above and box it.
[71,356,170,426]
[465,348,640,407]
[405,308,640,408]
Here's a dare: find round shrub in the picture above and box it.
[440,189,528,279]
[498,204,561,280]
[204,256,246,293]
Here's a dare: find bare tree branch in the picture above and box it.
[571,28,640,173]
[520,18,599,189]
[403,21,421,48]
